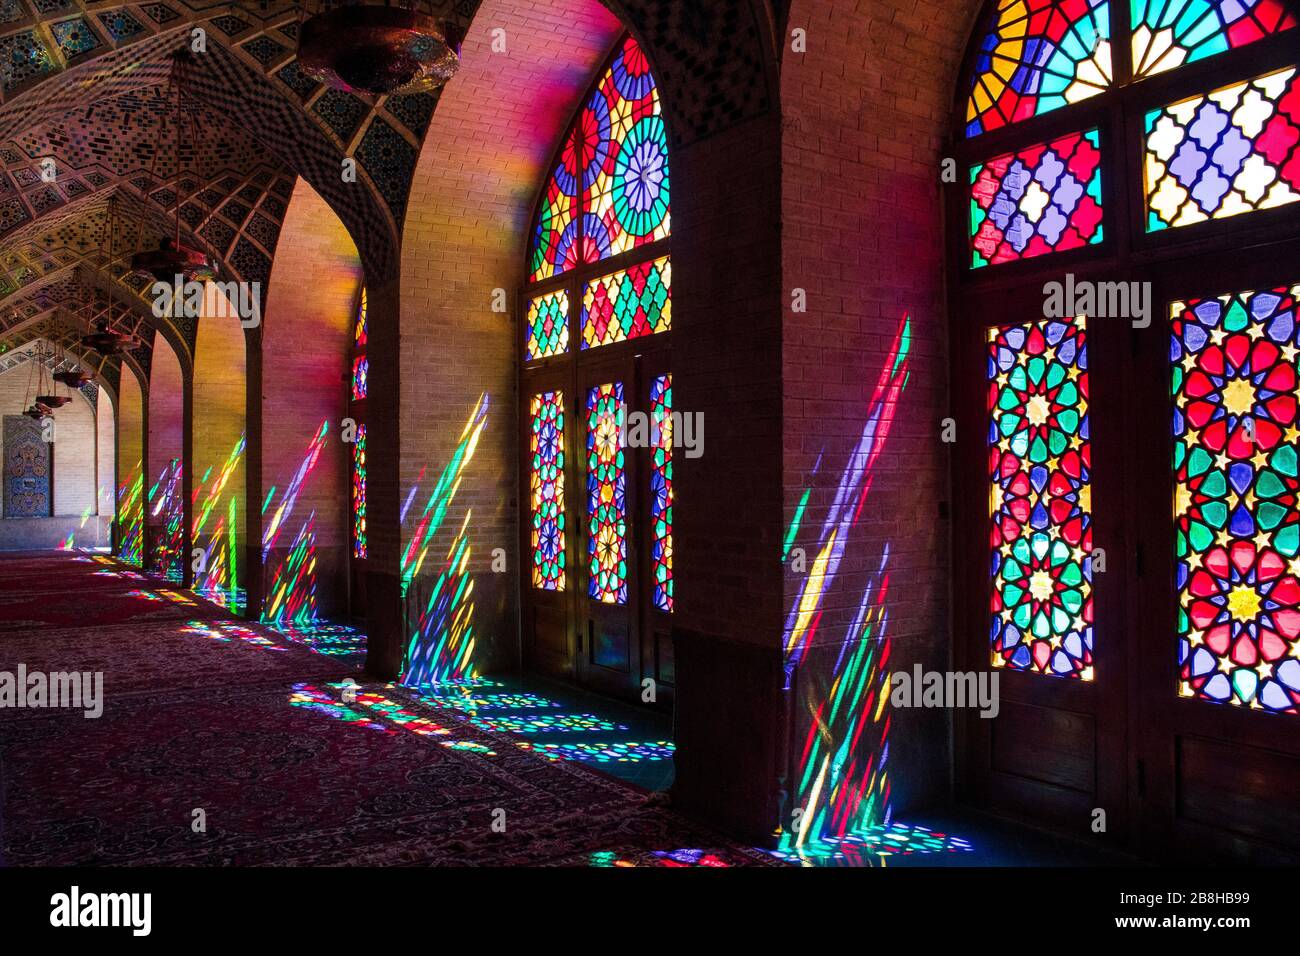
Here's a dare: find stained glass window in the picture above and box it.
[1172,284,1300,714]
[581,35,670,260]
[527,34,669,284]
[1131,0,1296,78]
[582,256,671,348]
[988,315,1094,678]
[531,390,566,591]
[970,130,1104,267]
[650,374,673,613]
[526,290,569,359]
[351,285,367,563]
[355,287,368,347]
[352,424,367,560]
[966,0,1112,137]
[1144,67,1300,231]
[351,356,369,401]
[586,383,627,604]
[530,128,581,283]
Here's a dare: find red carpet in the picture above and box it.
[0,552,773,867]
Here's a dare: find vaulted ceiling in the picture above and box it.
[0,0,462,375]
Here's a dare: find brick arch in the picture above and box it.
[390,0,626,673]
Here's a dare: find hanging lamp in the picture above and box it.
[297,1,463,96]
[86,203,147,357]
[131,48,218,283]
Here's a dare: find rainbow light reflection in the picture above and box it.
[261,421,330,625]
[192,433,246,612]
[781,315,911,854]
[400,395,490,687]
[148,458,184,580]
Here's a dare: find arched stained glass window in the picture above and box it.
[528,35,670,283]
[521,32,673,704]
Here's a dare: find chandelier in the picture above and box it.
[130,48,218,283]
[297,1,463,96]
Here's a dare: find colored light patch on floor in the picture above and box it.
[273,622,368,660]
[413,690,562,712]
[470,712,627,734]
[518,740,674,763]
[589,848,734,868]
[289,682,497,754]
[771,823,976,867]
[181,620,290,652]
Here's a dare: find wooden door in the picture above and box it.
[1130,240,1300,862]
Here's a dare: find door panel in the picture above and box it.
[1132,247,1300,861]
[521,374,576,684]
[956,282,1129,847]
[577,362,639,699]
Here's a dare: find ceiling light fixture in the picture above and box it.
[298,2,463,96]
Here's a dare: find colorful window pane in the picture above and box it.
[966,0,1112,137]
[586,383,627,604]
[970,129,1104,267]
[526,290,569,360]
[351,355,368,401]
[531,390,566,591]
[581,256,671,349]
[581,35,671,261]
[352,424,367,560]
[1172,284,1300,714]
[1131,0,1296,79]
[988,315,1094,678]
[650,374,673,613]
[355,287,367,347]
[1144,67,1300,231]
[530,127,582,283]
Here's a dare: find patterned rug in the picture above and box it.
[0,552,777,867]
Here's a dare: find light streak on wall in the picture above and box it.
[780,315,912,854]
[115,464,143,566]
[148,458,184,580]
[59,505,98,550]
[398,396,490,687]
[192,433,246,612]
[261,422,331,625]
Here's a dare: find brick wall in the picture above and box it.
[147,339,185,566]
[262,179,362,622]
[191,286,248,600]
[117,367,145,562]
[96,387,115,516]
[0,358,95,518]
[51,389,96,517]
[778,0,981,818]
[396,0,624,674]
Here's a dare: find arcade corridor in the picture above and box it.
[0,0,1296,925]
